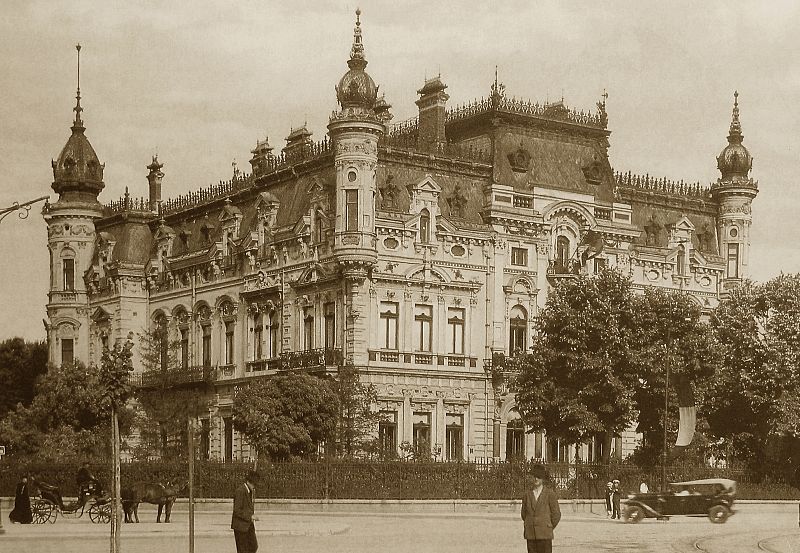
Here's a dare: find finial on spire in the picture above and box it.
[490,65,505,106]
[73,43,84,129]
[348,8,367,69]
[728,90,742,142]
[597,89,609,127]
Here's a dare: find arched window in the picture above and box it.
[509,305,527,355]
[419,209,431,243]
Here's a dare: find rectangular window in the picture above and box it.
[412,412,431,453]
[414,304,433,352]
[594,257,607,273]
[378,411,397,455]
[253,316,263,360]
[446,413,463,461]
[202,325,211,368]
[324,302,336,349]
[63,259,75,291]
[447,307,465,355]
[225,321,235,365]
[224,417,234,462]
[506,419,525,460]
[200,419,210,461]
[303,310,314,351]
[511,247,528,267]
[346,189,359,232]
[727,243,739,278]
[268,312,279,358]
[379,302,399,350]
[180,328,189,370]
[61,338,74,366]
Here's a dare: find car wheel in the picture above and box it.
[708,505,730,523]
[624,505,644,523]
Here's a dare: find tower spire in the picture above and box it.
[728,90,742,143]
[73,43,84,130]
[348,8,367,70]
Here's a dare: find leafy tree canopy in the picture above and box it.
[233,372,339,461]
[513,269,718,460]
[0,361,133,459]
[708,275,800,464]
[326,364,383,458]
[0,337,48,419]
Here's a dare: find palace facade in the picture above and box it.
[43,11,757,462]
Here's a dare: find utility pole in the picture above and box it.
[188,417,195,553]
[662,326,671,492]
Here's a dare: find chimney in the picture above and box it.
[249,136,275,177]
[283,125,313,161]
[146,155,164,211]
[415,76,449,152]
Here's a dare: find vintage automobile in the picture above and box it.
[623,478,736,524]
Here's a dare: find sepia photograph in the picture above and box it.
[0,1,799,551]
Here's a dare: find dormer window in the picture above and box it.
[419,209,431,243]
[676,246,686,276]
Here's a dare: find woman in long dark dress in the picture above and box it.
[9,475,32,524]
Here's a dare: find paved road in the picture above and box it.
[2,503,798,552]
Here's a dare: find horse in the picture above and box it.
[121,481,188,523]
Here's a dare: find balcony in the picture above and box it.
[246,358,281,373]
[49,290,78,303]
[278,348,343,371]
[368,350,478,369]
[546,259,581,285]
[136,364,216,389]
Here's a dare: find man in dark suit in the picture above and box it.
[521,464,562,553]
[231,470,260,553]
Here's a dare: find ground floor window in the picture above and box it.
[224,417,234,461]
[506,419,525,460]
[378,411,397,456]
[412,412,431,455]
[445,413,463,461]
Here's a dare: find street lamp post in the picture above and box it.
[0,196,48,225]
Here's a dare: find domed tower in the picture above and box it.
[328,8,386,366]
[43,45,105,366]
[711,91,758,286]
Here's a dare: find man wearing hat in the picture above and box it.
[521,464,562,553]
[231,470,260,553]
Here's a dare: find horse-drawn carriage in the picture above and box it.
[30,479,112,524]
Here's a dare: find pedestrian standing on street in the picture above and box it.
[521,464,562,553]
[9,474,32,524]
[231,470,260,553]
[611,479,622,520]
[604,481,613,518]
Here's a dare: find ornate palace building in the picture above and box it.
[43,12,757,462]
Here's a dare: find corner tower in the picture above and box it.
[328,9,386,366]
[711,91,757,287]
[43,45,105,366]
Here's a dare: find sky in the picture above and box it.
[1,0,798,342]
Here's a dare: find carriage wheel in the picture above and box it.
[31,499,55,524]
[89,502,112,524]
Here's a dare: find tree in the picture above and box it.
[0,337,48,419]
[132,328,209,459]
[708,275,800,476]
[513,269,717,464]
[0,360,133,459]
[232,372,339,460]
[513,269,642,459]
[327,364,383,457]
[627,287,718,465]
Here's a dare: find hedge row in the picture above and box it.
[1,459,797,500]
